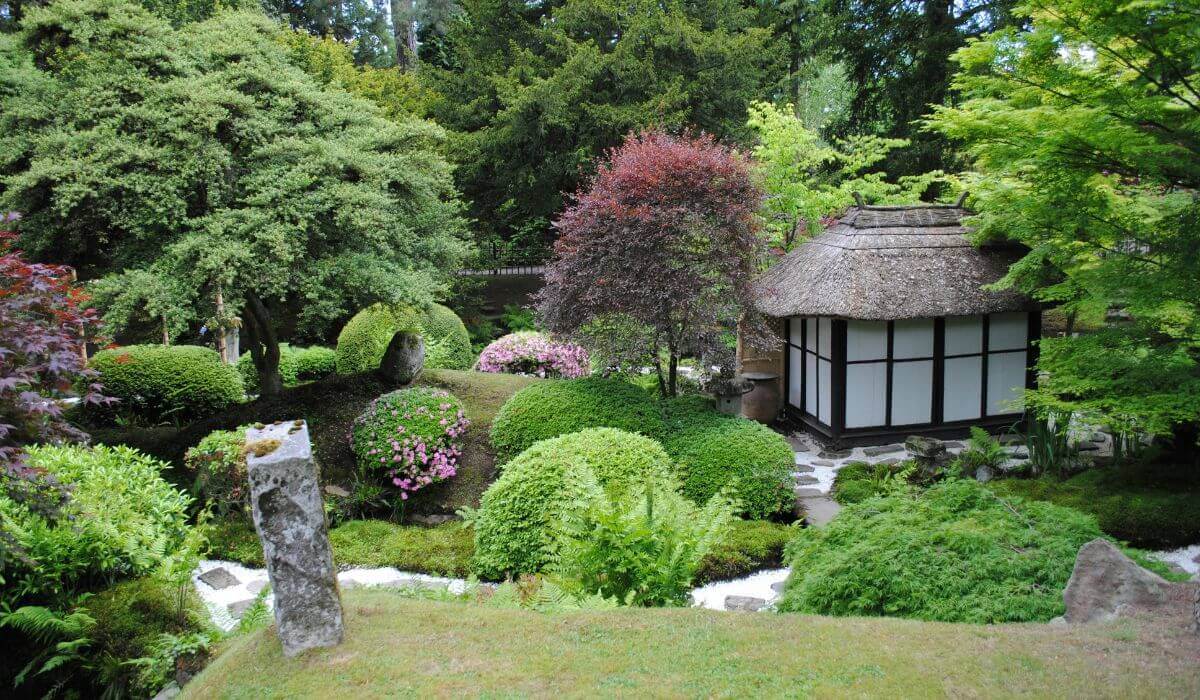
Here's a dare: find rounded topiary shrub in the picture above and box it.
[470,427,678,579]
[4,445,192,607]
[776,479,1121,623]
[236,344,336,394]
[184,427,251,517]
[419,303,474,370]
[351,387,469,500]
[660,395,794,519]
[489,377,666,463]
[90,345,243,423]
[475,331,589,379]
[335,303,422,374]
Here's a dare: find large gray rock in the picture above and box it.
[725,595,767,612]
[1063,539,1193,625]
[905,435,950,478]
[378,330,424,385]
[246,421,344,657]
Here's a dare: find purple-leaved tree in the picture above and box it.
[536,130,772,397]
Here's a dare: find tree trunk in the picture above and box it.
[667,350,679,398]
[391,0,418,71]
[244,292,284,397]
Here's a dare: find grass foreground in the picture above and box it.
[185,590,1200,698]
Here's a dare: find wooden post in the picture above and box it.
[215,289,227,362]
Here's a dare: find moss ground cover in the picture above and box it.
[184,590,1200,698]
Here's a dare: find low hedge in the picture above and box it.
[988,465,1200,549]
[335,303,422,374]
[694,519,796,584]
[420,303,474,370]
[831,460,912,505]
[777,479,1126,623]
[471,427,678,579]
[236,344,336,393]
[489,377,666,463]
[89,345,243,422]
[660,396,795,519]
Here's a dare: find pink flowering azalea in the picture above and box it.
[475,331,590,379]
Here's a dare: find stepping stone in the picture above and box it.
[246,579,268,595]
[770,581,786,594]
[794,487,824,498]
[942,441,965,449]
[863,444,903,457]
[811,459,835,468]
[787,436,813,452]
[793,464,815,474]
[818,450,852,460]
[1076,442,1100,452]
[1007,447,1030,459]
[227,599,256,619]
[794,475,819,486]
[877,457,902,466]
[198,567,240,590]
[725,595,766,612]
[798,495,842,527]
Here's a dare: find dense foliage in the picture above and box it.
[489,377,666,463]
[334,304,423,374]
[989,465,1200,549]
[660,396,795,519]
[1,444,191,609]
[537,131,770,396]
[469,427,677,579]
[0,0,468,395]
[183,427,250,517]
[831,460,912,505]
[351,387,468,501]
[475,331,589,379]
[88,345,244,423]
[928,0,1200,458]
[424,0,779,260]
[419,303,474,370]
[237,344,336,393]
[554,472,733,606]
[777,479,1109,623]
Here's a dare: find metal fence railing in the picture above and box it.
[458,265,546,276]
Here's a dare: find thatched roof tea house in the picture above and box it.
[744,202,1039,445]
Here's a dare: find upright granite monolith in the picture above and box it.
[245,420,344,657]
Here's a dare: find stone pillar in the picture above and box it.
[245,420,344,657]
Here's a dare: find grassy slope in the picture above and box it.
[186,591,1200,699]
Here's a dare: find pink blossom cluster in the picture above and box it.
[475,331,590,379]
[351,388,470,500]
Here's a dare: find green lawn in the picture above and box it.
[185,590,1200,698]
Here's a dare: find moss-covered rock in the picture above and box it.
[334,303,422,374]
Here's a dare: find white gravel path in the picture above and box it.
[1147,544,1200,577]
[690,568,790,611]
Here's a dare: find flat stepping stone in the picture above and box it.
[811,459,835,467]
[770,581,786,594]
[942,441,965,449]
[794,487,824,498]
[863,443,904,457]
[787,436,813,452]
[725,595,766,612]
[798,495,842,527]
[793,464,815,474]
[818,450,852,460]
[794,475,819,486]
[227,598,256,618]
[246,579,268,595]
[198,567,240,590]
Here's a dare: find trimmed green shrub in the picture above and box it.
[184,427,250,517]
[236,344,336,394]
[695,519,796,583]
[489,377,666,463]
[659,396,795,519]
[3,445,192,608]
[420,303,474,370]
[89,345,243,423]
[334,303,422,374]
[831,460,914,505]
[777,479,1117,623]
[470,427,677,579]
[989,465,1200,548]
[351,387,469,500]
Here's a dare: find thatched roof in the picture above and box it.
[753,204,1035,320]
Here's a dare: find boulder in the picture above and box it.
[198,566,240,590]
[905,435,950,479]
[378,330,424,385]
[1063,539,1195,626]
[863,444,904,457]
[246,421,344,657]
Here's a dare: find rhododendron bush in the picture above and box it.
[351,387,469,500]
[475,332,589,379]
